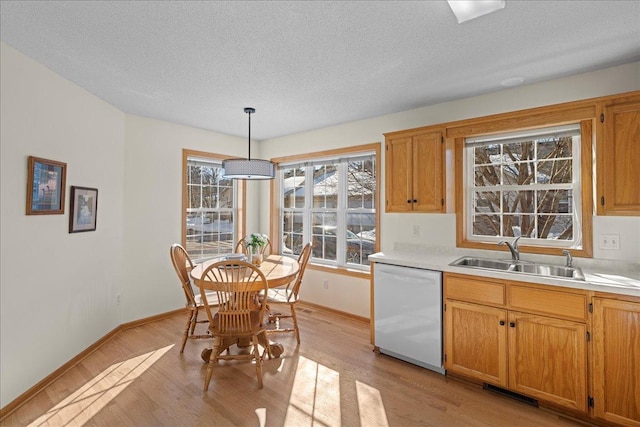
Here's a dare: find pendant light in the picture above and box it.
[222,107,275,180]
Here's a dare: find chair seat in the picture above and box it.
[263,288,298,304]
[194,291,219,306]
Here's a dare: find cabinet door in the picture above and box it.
[592,298,640,426]
[412,131,443,212]
[508,312,587,413]
[599,99,640,215]
[385,136,413,212]
[444,300,508,387]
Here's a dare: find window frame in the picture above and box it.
[464,124,582,248]
[454,119,593,258]
[271,143,381,276]
[181,149,245,262]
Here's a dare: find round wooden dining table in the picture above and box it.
[190,254,299,359]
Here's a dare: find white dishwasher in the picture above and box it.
[373,262,444,374]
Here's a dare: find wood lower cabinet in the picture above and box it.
[445,300,508,387]
[508,311,587,412]
[592,298,640,426]
[444,273,589,414]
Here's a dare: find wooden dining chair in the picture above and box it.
[235,236,272,257]
[198,260,272,390]
[263,242,312,344]
[169,243,217,353]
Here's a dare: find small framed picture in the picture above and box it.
[26,156,67,215]
[69,186,98,233]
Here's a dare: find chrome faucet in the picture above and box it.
[498,236,521,261]
[562,249,573,267]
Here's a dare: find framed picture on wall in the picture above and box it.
[69,186,98,233]
[26,156,67,215]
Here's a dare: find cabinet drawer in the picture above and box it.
[508,285,587,322]
[445,274,505,306]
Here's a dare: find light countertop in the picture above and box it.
[369,247,640,298]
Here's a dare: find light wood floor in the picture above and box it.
[2,304,591,427]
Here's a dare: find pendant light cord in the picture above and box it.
[246,108,252,160]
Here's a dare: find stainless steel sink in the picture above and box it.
[509,263,585,280]
[450,256,585,281]
[450,257,513,271]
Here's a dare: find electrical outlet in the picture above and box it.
[599,234,620,250]
[116,294,121,305]
[323,279,329,289]
[412,225,420,236]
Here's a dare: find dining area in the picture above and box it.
[170,236,312,391]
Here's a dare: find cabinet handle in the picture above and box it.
[509,322,515,328]
[499,320,505,326]
[407,199,412,204]
[413,199,418,203]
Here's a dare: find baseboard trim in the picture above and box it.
[120,308,185,330]
[0,308,187,421]
[299,300,369,324]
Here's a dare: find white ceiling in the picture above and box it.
[1,1,639,141]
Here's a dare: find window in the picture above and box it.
[277,145,379,269]
[182,150,242,261]
[463,124,584,249]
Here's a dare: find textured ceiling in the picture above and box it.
[1,1,639,140]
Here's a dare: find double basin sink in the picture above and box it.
[450,256,585,281]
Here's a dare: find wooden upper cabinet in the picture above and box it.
[597,94,640,215]
[384,128,444,212]
[385,136,413,212]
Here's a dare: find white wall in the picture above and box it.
[0,43,125,407]
[260,62,640,317]
[121,115,248,322]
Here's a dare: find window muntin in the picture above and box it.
[279,154,376,268]
[185,156,238,261]
[465,124,581,248]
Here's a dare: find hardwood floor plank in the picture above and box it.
[2,304,591,426]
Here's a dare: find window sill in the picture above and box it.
[307,262,371,279]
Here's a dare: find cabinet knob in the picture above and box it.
[499,320,505,326]
[407,199,412,204]
[413,199,418,203]
[509,322,516,328]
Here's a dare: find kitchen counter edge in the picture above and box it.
[369,252,640,298]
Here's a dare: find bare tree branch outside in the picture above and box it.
[470,130,578,244]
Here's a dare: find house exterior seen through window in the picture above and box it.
[465,124,582,249]
[279,151,377,268]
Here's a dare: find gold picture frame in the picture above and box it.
[26,156,67,215]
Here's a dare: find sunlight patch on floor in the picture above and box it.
[254,407,266,427]
[356,380,389,427]
[283,355,341,426]
[27,344,173,427]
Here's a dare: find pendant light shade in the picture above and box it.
[222,107,275,180]
[222,158,275,179]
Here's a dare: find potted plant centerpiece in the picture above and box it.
[246,233,268,266]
